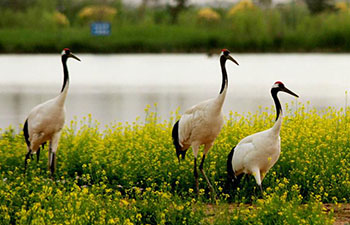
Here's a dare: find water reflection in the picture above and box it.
[0,53,349,130]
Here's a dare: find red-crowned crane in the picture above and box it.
[23,48,80,175]
[172,49,239,197]
[227,81,298,193]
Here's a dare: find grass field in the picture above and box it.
[0,103,349,224]
[2,7,350,53]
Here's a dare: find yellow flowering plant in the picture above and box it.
[0,102,345,223]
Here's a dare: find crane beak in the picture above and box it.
[282,87,299,98]
[227,55,239,66]
[70,54,81,62]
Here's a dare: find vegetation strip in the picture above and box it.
[2,1,350,53]
[1,103,349,223]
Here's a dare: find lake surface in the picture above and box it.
[1,53,349,130]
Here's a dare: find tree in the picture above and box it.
[167,0,188,24]
[258,0,272,8]
[304,0,335,14]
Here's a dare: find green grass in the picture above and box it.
[1,8,350,53]
[0,103,347,224]
[0,26,214,53]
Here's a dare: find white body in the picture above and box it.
[26,84,68,154]
[178,86,227,157]
[232,115,282,186]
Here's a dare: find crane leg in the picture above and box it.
[191,144,200,194]
[24,149,32,173]
[49,151,56,175]
[36,148,40,163]
[48,143,56,175]
[199,154,216,200]
[37,142,46,163]
[252,168,264,196]
[259,172,265,194]
[48,132,61,176]
[259,184,263,194]
[194,158,199,193]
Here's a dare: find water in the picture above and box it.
[1,53,349,130]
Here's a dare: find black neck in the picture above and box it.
[61,55,69,93]
[271,89,282,121]
[219,55,228,94]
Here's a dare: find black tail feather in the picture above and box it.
[23,119,30,148]
[226,146,244,192]
[23,119,32,173]
[227,146,235,182]
[225,146,237,192]
[172,120,187,162]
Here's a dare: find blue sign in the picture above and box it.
[91,22,111,36]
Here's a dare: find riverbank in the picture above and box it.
[1,17,350,54]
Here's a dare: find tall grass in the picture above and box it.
[0,103,347,223]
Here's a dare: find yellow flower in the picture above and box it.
[78,5,117,24]
[53,11,70,27]
[197,8,221,24]
[124,219,133,225]
[336,2,349,12]
[228,0,256,16]
[120,199,129,206]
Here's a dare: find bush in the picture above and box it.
[78,5,117,24]
[53,11,70,27]
[228,0,257,16]
[197,8,221,25]
[335,1,349,12]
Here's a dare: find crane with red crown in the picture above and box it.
[23,48,80,175]
[227,81,299,193]
[172,49,239,198]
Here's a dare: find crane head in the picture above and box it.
[272,81,299,98]
[221,49,239,66]
[61,48,81,62]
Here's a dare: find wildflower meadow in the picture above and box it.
[0,102,348,224]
